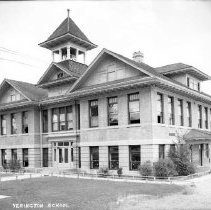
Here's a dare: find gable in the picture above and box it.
[38,63,70,85]
[0,83,26,104]
[81,54,149,88]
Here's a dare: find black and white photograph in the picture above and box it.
[0,0,211,209]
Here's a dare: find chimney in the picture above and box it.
[132,51,144,63]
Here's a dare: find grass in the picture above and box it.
[0,177,183,210]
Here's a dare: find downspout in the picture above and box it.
[39,104,43,168]
[74,100,79,177]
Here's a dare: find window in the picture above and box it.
[43,148,48,167]
[12,149,17,161]
[108,97,118,126]
[11,113,17,134]
[78,147,81,168]
[108,146,119,169]
[90,146,99,169]
[128,93,140,124]
[129,145,140,170]
[168,97,174,125]
[186,102,192,127]
[59,107,66,131]
[23,148,29,167]
[157,93,164,124]
[159,145,165,159]
[10,90,21,102]
[42,110,48,133]
[1,115,6,135]
[52,106,73,132]
[206,144,209,158]
[89,100,98,127]
[57,72,64,79]
[198,105,202,128]
[204,107,208,129]
[22,112,29,133]
[187,76,200,91]
[67,106,73,130]
[1,149,6,165]
[178,99,183,126]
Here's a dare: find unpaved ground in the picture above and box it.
[112,175,211,210]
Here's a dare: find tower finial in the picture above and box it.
[67,9,70,18]
[67,9,70,31]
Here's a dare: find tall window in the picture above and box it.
[42,110,48,133]
[23,148,29,167]
[187,76,200,91]
[159,145,165,159]
[22,111,29,133]
[12,149,17,161]
[198,105,202,128]
[129,145,140,170]
[89,100,98,127]
[1,149,6,165]
[90,146,99,169]
[59,107,66,131]
[109,146,119,169]
[186,102,192,127]
[108,97,118,126]
[1,115,6,135]
[204,107,208,129]
[178,99,183,126]
[206,144,209,158]
[168,97,174,125]
[52,106,73,132]
[67,106,73,130]
[157,93,164,124]
[128,93,140,124]
[11,113,17,134]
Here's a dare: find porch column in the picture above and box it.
[67,46,71,60]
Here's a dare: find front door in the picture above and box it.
[53,141,73,168]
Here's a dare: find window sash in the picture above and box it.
[109,146,119,169]
[90,147,99,169]
[129,146,140,170]
[89,100,99,128]
[108,97,118,126]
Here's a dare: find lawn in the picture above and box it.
[0,177,183,210]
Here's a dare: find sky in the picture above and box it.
[0,0,211,92]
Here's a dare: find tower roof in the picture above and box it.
[39,16,97,50]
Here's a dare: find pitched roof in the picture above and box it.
[56,59,87,77]
[48,17,90,43]
[184,129,211,141]
[155,63,210,81]
[69,48,158,92]
[5,79,48,101]
[155,63,191,74]
[39,17,97,50]
[37,59,87,85]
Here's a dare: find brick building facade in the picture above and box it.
[0,12,210,174]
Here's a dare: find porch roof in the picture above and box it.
[184,129,211,141]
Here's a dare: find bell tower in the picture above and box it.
[39,9,97,64]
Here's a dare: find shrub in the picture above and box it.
[8,159,22,172]
[98,167,109,176]
[153,159,177,177]
[168,143,196,176]
[138,161,153,176]
[117,168,123,177]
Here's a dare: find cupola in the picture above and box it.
[39,9,97,64]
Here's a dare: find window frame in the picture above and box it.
[157,93,164,124]
[22,111,29,134]
[198,105,202,129]
[11,113,17,134]
[90,146,99,169]
[159,144,165,159]
[186,102,192,127]
[89,99,99,128]
[177,99,184,126]
[167,96,174,125]
[128,93,140,124]
[108,97,118,126]
[1,115,6,135]
[108,146,119,170]
[129,145,141,171]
